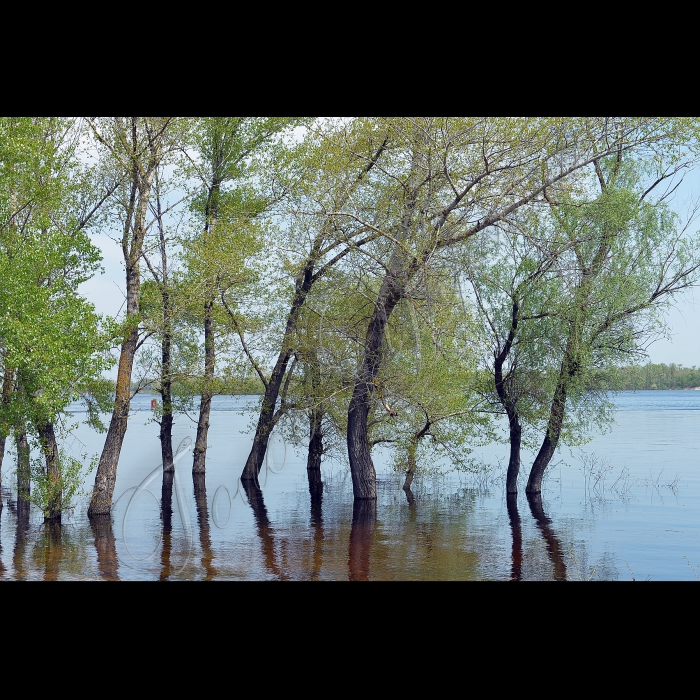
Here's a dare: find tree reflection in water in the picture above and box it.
[349,500,377,582]
[42,522,63,582]
[0,489,5,580]
[12,493,30,581]
[310,488,324,581]
[527,494,568,582]
[160,470,175,582]
[91,515,120,581]
[243,480,287,580]
[507,494,523,582]
[193,474,217,581]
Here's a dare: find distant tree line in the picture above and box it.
[598,364,700,391]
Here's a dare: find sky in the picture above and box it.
[79,157,700,372]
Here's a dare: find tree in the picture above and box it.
[526,157,700,494]
[183,117,310,477]
[87,117,187,518]
[461,210,574,494]
[237,118,393,486]
[339,117,697,502]
[0,117,114,521]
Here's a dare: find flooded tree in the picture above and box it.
[343,117,687,503]
[87,117,186,518]
[0,117,114,522]
[236,119,392,486]
[183,117,309,477]
[525,158,700,495]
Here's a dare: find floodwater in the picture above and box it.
[0,392,698,581]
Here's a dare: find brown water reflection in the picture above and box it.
[160,471,175,582]
[91,516,120,581]
[528,494,568,582]
[194,474,217,581]
[244,481,289,581]
[349,501,377,582]
[0,469,590,581]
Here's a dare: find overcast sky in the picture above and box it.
[80,161,700,371]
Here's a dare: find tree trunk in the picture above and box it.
[37,422,61,523]
[160,288,174,475]
[0,437,5,511]
[527,352,575,495]
[507,493,523,582]
[527,492,567,582]
[89,129,160,518]
[193,299,215,475]
[0,503,4,579]
[507,422,523,495]
[403,439,418,506]
[307,407,324,501]
[495,301,523,495]
[241,265,316,484]
[348,279,404,501]
[0,365,15,502]
[348,499,377,582]
[88,324,139,517]
[194,473,217,580]
[16,430,30,513]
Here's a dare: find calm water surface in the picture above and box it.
[0,391,698,581]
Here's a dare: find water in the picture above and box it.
[0,391,698,581]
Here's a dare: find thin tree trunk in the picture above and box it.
[0,437,5,511]
[193,299,215,475]
[160,288,174,475]
[494,301,524,495]
[307,401,324,501]
[403,437,420,506]
[16,430,30,513]
[37,422,61,523]
[0,364,15,501]
[527,492,567,582]
[0,505,5,579]
[194,180,220,476]
[527,348,576,495]
[241,264,316,484]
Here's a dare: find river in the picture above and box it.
[0,391,697,581]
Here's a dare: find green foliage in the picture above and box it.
[28,445,98,519]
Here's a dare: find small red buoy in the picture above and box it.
[151,399,158,410]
